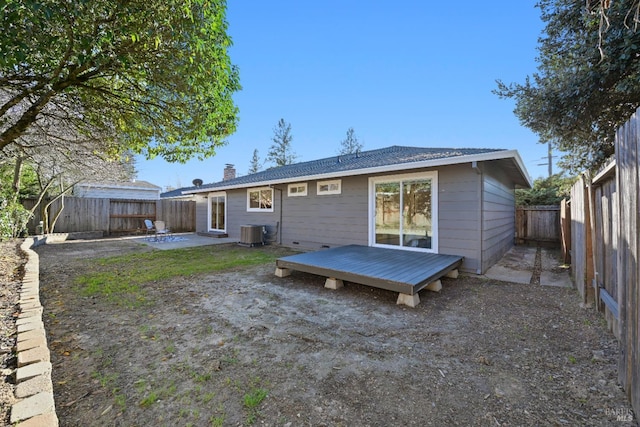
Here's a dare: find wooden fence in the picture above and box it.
[569,107,640,417]
[515,205,560,246]
[23,197,195,235]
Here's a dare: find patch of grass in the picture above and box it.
[243,387,268,409]
[92,371,125,412]
[568,355,577,364]
[92,371,118,389]
[140,391,159,408]
[210,414,225,427]
[74,246,283,307]
[114,393,126,412]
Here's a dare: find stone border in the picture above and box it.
[10,238,58,426]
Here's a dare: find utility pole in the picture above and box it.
[537,142,556,177]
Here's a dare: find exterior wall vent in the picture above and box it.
[239,225,264,247]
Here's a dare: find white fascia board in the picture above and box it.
[185,150,533,194]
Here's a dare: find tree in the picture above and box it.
[0,0,240,163]
[267,119,297,167]
[248,149,261,174]
[515,174,576,206]
[494,0,640,174]
[338,127,363,155]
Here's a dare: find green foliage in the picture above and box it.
[0,162,39,199]
[0,198,32,240]
[1,0,240,162]
[267,119,297,166]
[495,1,640,174]
[516,173,575,206]
[243,387,268,409]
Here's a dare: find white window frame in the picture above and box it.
[368,171,438,253]
[287,182,308,197]
[246,187,274,212]
[317,179,342,195]
[208,191,226,232]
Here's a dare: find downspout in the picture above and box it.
[472,161,484,274]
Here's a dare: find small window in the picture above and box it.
[247,187,273,212]
[317,179,341,195]
[288,183,307,197]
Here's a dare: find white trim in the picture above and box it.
[185,150,530,194]
[317,179,341,195]
[287,182,308,197]
[207,192,226,232]
[368,171,439,253]
[246,187,274,212]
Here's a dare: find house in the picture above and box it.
[74,180,161,200]
[179,146,532,274]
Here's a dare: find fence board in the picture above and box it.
[23,197,195,235]
[515,205,560,245]
[570,176,593,304]
[615,108,640,415]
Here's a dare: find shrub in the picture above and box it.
[0,198,32,240]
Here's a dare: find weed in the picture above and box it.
[92,371,118,389]
[210,414,225,427]
[244,387,268,409]
[568,355,577,364]
[140,391,159,408]
[114,393,126,412]
[201,391,216,403]
[165,343,176,354]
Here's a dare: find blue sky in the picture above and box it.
[136,1,555,190]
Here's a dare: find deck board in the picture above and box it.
[276,245,463,295]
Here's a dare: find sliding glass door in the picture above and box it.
[371,172,437,251]
[209,192,226,232]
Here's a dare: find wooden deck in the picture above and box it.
[275,245,463,305]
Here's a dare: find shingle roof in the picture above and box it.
[77,180,161,190]
[178,145,525,195]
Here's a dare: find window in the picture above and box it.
[317,179,341,195]
[370,171,438,252]
[247,187,274,212]
[288,183,307,197]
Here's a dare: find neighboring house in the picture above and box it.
[160,187,197,200]
[74,180,161,200]
[179,146,532,274]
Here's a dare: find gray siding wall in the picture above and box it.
[279,176,369,249]
[481,162,517,273]
[194,162,517,274]
[437,164,482,273]
[195,196,209,232]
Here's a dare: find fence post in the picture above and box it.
[560,198,571,264]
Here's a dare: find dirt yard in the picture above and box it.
[16,239,637,426]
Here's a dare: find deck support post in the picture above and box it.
[425,280,442,292]
[445,269,459,279]
[275,267,291,277]
[397,293,420,307]
[324,278,344,290]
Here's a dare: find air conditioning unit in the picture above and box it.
[240,225,264,247]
